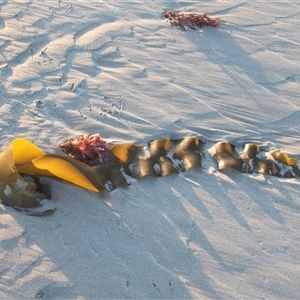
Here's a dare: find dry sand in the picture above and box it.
[1,1,300,299]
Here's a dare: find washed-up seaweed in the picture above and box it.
[209,142,300,178]
[164,11,220,30]
[60,136,203,181]
[0,136,203,214]
[59,134,115,167]
[0,139,54,216]
[0,136,299,216]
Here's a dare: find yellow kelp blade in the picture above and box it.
[0,138,48,210]
[0,137,108,213]
[174,137,203,160]
[12,138,46,166]
[209,142,242,171]
[109,144,142,165]
[241,143,260,160]
[269,150,298,167]
[214,141,236,155]
[148,138,171,160]
[18,153,102,192]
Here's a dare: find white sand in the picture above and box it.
[1,1,300,299]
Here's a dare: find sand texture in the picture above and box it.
[1,1,300,299]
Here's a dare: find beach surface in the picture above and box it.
[1,1,300,299]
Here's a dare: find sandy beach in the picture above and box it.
[1,1,300,299]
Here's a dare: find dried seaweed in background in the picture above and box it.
[164,11,220,30]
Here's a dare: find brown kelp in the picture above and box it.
[0,139,54,215]
[0,136,203,214]
[60,136,204,181]
[164,11,220,30]
[210,142,300,178]
[0,136,299,215]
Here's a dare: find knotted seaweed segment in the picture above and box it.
[210,142,300,178]
[61,136,204,190]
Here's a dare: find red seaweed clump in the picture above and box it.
[60,134,115,167]
[164,11,220,30]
